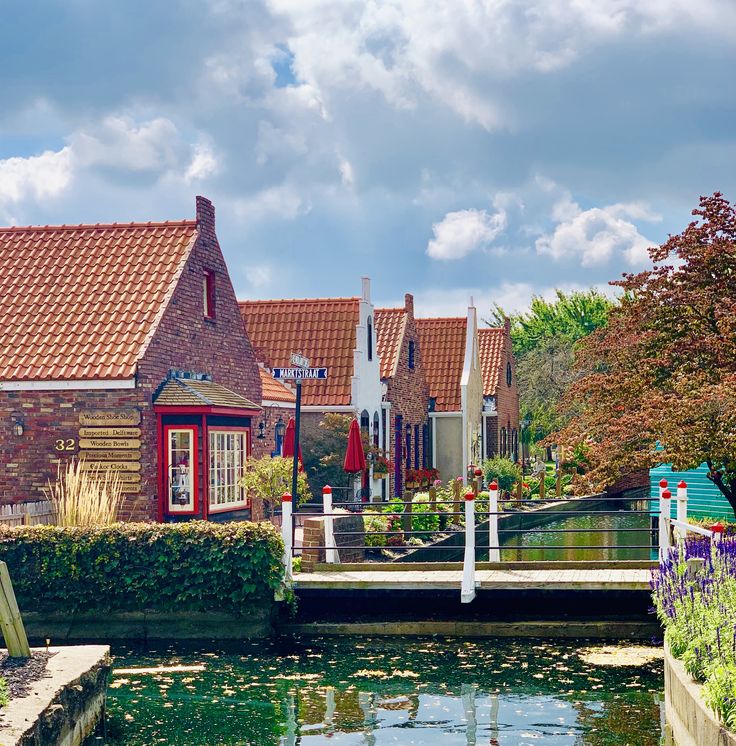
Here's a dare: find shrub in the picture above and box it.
[0,677,7,708]
[363,511,388,547]
[482,458,522,495]
[0,521,283,614]
[239,456,311,514]
[43,458,123,526]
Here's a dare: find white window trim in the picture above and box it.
[208,429,248,512]
[167,428,196,513]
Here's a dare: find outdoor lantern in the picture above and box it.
[274,417,286,440]
[257,420,266,440]
[11,416,23,437]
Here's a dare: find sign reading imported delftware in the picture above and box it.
[78,427,141,438]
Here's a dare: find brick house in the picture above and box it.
[0,196,262,522]
[479,321,520,460]
[375,293,430,498]
[251,367,296,460]
[239,278,384,500]
[416,301,483,484]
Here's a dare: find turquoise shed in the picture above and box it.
[650,462,733,520]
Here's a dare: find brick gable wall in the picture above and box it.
[485,326,520,460]
[0,197,262,521]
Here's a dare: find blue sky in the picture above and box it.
[1,0,734,316]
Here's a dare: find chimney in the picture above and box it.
[404,293,414,316]
[504,315,511,334]
[361,277,371,302]
[196,196,215,232]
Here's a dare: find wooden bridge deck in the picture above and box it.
[293,567,651,592]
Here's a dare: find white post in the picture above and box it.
[488,480,500,563]
[676,480,688,543]
[281,492,293,581]
[323,485,340,564]
[461,490,476,603]
[659,489,672,562]
[711,522,725,543]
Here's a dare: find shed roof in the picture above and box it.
[239,298,360,406]
[154,378,260,410]
[259,367,296,404]
[0,220,197,381]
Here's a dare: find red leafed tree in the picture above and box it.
[553,192,736,515]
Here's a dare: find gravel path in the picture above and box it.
[0,651,54,700]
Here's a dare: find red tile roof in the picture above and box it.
[415,317,467,412]
[0,220,197,381]
[478,327,507,396]
[259,367,296,404]
[374,307,406,379]
[239,298,359,406]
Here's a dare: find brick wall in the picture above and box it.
[300,510,365,572]
[606,469,650,496]
[250,404,296,461]
[0,197,262,522]
[384,295,430,496]
[489,321,520,459]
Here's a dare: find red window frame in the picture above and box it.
[203,270,216,320]
[206,425,250,514]
[163,424,199,516]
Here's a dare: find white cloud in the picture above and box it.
[0,148,73,206]
[234,183,311,221]
[536,200,657,267]
[427,207,506,260]
[185,141,218,182]
[244,263,273,287]
[339,157,354,188]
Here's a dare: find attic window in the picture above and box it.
[408,340,415,370]
[203,270,216,319]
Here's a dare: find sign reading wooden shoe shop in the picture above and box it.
[0,196,263,522]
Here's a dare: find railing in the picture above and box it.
[280,477,719,602]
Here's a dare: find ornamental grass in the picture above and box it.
[651,535,736,729]
[43,458,123,527]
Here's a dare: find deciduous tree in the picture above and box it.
[553,193,736,515]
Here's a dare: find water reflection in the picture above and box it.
[88,637,663,746]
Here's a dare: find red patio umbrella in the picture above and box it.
[282,417,302,468]
[343,418,366,474]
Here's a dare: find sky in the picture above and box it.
[1,0,734,317]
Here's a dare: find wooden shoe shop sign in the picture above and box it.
[75,410,142,494]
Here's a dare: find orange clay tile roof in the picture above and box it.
[259,367,296,404]
[478,327,506,397]
[0,220,198,381]
[374,307,406,379]
[239,298,360,407]
[154,378,260,409]
[415,317,467,412]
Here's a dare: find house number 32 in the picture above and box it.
[54,438,76,452]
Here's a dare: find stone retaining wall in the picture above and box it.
[301,510,365,572]
[664,640,736,746]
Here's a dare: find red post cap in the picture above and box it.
[661,490,672,499]
[489,481,499,491]
[711,522,725,534]
[678,480,687,489]
[282,492,293,502]
[464,490,475,501]
[659,479,668,488]
[474,468,483,477]
[322,485,332,494]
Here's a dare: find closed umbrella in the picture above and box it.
[282,417,302,468]
[343,419,366,473]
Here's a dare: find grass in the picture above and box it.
[43,458,124,526]
[0,676,8,708]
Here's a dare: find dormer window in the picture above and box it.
[408,340,415,370]
[367,316,373,361]
[203,270,216,319]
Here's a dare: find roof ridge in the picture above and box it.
[375,306,405,313]
[0,220,197,234]
[479,326,504,333]
[416,316,466,322]
[239,296,360,306]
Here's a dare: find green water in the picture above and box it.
[86,637,663,745]
[499,508,655,562]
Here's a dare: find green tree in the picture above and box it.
[488,289,615,444]
[240,456,311,514]
[302,413,355,497]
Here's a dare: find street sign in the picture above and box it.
[273,368,328,380]
[289,352,311,369]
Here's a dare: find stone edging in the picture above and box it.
[664,640,736,746]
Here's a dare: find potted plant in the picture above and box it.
[372,453,392,479]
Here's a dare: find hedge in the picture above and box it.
[0,521,284,615]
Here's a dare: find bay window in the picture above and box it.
[165,426,197,514]
[209,429,248,511]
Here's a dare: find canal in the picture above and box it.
[86,636,663,745]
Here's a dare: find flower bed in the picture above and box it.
[652,535,736,730]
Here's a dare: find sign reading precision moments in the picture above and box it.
[77,409,143,494]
